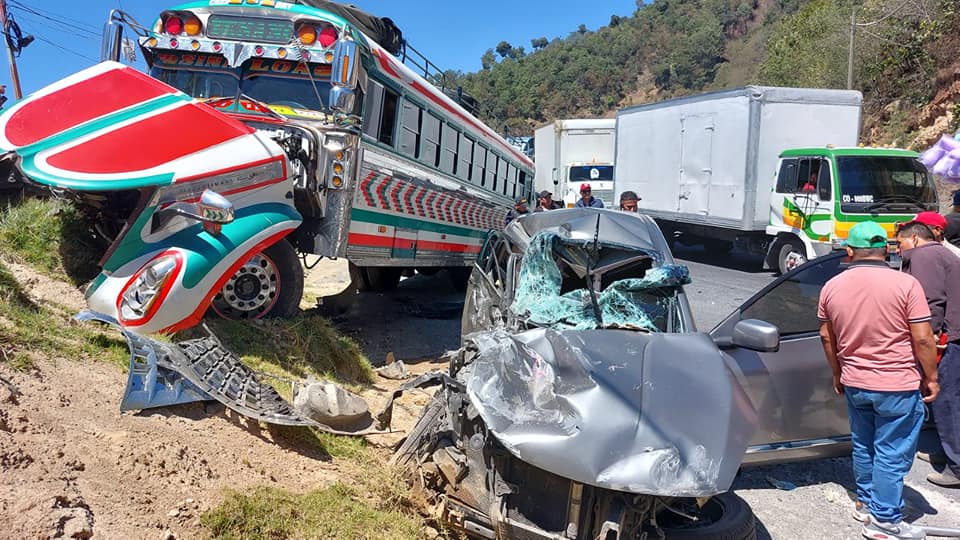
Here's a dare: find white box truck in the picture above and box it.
[535,119,616,208]
[615,86,870,266]
[615,86,940,272]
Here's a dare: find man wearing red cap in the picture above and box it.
[574,183,604,208]
[897,219,960,488]
[913,211,960,259]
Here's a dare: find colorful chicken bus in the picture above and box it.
[0,0,534,333]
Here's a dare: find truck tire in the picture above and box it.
[658,492,756,540]
[348,262,372,292]
[777,239,807,275]
[210,239,303,321]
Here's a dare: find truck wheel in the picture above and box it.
[777,240,807,275]
[210,239,303,320]
[658,492,756,540]
[348,262,372,292]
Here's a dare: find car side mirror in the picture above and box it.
[716,318,780,352]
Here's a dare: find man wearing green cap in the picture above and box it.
[818,221,940,540]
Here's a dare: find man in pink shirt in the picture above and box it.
[818,221,940,540]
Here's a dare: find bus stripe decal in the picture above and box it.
[351,208,488,238]
[359,171,377,207]
[349,232,479,254]
[376,176,391,210]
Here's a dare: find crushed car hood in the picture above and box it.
[464,328,758,497]
[0,61,283,191]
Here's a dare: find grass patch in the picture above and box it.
[201,482,424,540]
[0,196,101,284]
[187,316,375,392]
[0,258,127,370]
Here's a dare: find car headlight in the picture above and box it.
[118,254,181,323]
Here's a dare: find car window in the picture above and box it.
[740,253,846,337]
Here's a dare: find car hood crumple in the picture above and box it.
[463,327,758,497]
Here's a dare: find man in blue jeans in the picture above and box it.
[818,221,941,540]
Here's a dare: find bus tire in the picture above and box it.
[349,262,372,292]
[210,239,303,321]
[364,266,402,291]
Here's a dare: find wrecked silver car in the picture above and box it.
[394,208,855,539]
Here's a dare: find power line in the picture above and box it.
[7,0,99,34]
[33,35,97,63]
[15,12,97,42]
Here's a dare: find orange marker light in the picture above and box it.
[183,15,202,36]
[297,24,317,45]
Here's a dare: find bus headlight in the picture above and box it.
[118,254,182,323]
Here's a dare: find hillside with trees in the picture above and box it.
[438,0,958,149]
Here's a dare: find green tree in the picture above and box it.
[531,37,549,50]
[495,41,513,58]
[480,49,496,70]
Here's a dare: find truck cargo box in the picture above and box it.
[615,86,862,231]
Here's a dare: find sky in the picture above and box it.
[0,0,639,98]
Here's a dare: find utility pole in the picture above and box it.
[847,7,856,90]
[0,0,22,99]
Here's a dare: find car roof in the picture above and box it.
[505,208,667,255]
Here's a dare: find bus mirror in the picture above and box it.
[101,10,124,62]
[329,87,355,113]
[330,37,359,88]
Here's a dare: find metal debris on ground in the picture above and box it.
[76,311,385,435]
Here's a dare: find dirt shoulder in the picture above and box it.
[0,259,444,539]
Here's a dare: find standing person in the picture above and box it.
[535,190,562,212]
[944,190,960,249]
[619,191,640,212]
[897,221,960,488]
[504,197,529,225]
[575,183,604,208]
[818,221,940,540]
[912,211,960,259]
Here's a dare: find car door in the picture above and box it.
[711,251,852,465]
[461,231,512,335]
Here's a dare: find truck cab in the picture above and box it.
[766,146,937,273]
[562,162,614,207]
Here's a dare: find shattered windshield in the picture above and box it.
[509,231,690,332]
[150,53,332,115]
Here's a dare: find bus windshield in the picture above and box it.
[837,156,936,212]
[150,56,332,115]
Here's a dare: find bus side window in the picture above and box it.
[420,112,440,166]
[486,151,497,191]
[378,89,399,146]
[362,81,384,140]
[458,136,473,181]
[399,99,422,158]
[497,158,508,195]
[518,170,529,200]
[473,145,486,186]
[776,158,798,194]
[440,123,457,174]
[507,164,517,198]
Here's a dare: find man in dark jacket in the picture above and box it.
[535,190,562,212]
[945,190,960,248]
[897,220,960,488]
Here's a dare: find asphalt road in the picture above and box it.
[312,246,960,538]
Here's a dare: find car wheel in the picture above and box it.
[658,492,756,540]
[391,392,445,468]
[210,239,303,320]
[777,240,807,275]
